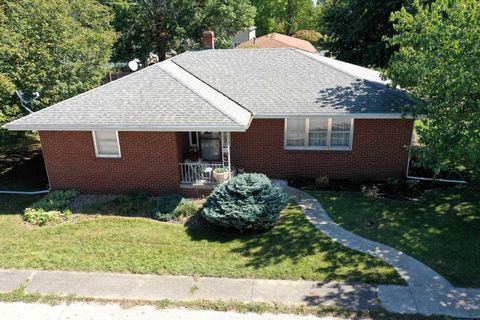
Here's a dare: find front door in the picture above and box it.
[200,132,221,161]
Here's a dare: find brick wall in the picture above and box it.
[40,131,189,194]
[39,118,413,195]
[231,119,413,180]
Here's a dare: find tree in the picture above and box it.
[106,0,256,62]
[292,29,323,47]
[0,0,116,128]
[320,0,412,68]
[385,0,480,178]
[250,0,321,36]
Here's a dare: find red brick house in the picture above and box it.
[4,47,415,196]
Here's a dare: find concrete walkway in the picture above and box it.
[0,302,359,320]
[0,188,478,318]
[0,269,379,311]
[285,187,480,318]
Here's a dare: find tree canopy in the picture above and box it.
[250,0,321,36]
[385,0,480,178]
[320,0,411,68]
[0,0,116,127]
[107,0,256,62]
[292,29,323,47]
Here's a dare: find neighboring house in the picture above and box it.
[232,26,257,48]
[236,32,318,54]
[4,40,415,197]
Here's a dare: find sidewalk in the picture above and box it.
[0,302,354,320]
[0,269,379,311]
[0,187,478,318]
[284,187,480,319]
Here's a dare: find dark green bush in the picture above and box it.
[31,190,78,212]
[108,189,155,215]
[155,195,183,214]
[153,195,198,222]
[201,173,289,231]
[24,190,78,226]
[287,174,315,188]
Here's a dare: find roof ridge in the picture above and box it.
[156,61,243,126]
[292,49,364,81]
[159,60,252,128]
[293,49,417,105]
[170,57,254,115]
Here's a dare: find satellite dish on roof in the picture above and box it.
[15,90,40,114]
[128,58,140,71]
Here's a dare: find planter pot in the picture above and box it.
[213,170,229,183]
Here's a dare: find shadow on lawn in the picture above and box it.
[186,204,399,284]
[312,186,480,287]
[0,155,47,215]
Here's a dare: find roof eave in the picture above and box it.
[2,123,249,132]
[253,112,414,119]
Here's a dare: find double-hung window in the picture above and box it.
[285,117,353,150]
[92,130,121,158]
[285,118,306,147]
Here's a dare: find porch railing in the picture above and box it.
[180,162,225,184]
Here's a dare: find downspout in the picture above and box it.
[0,189,50,195]
[405,153,467,184]
[405,127,466,184]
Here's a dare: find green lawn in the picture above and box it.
[311,186,480,287]
[0,194,402,285]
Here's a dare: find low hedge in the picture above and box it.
[153,195,198,221]
[23,190,78,226]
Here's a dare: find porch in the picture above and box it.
[179,131,233,186]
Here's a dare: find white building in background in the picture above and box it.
[232,26,256,48]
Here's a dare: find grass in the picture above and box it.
[0,194,402,285]
[311,186,480,287]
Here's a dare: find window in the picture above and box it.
[285,118,306,147]
[92,130,121,158]
[308,118,328,147]
[200,132,221,161]
[331,119,351,147]
[285,118,353,150]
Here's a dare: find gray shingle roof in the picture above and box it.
[5,60,251,131]
[172,48,415,117]
[5,48,414,131]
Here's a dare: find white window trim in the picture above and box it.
[92,130,122,158]
[189,131,199,147]
[284,118,354,151]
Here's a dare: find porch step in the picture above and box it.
[180,182,216,189]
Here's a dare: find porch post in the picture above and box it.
[221,132,231,174]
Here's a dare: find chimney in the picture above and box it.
[202,31,215,49]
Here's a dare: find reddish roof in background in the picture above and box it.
[236,32,318,54]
